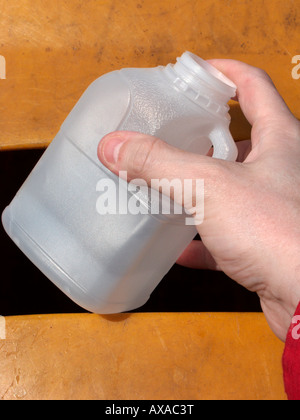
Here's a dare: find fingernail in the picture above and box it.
[102,135,126,164]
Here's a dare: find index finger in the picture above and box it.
[207,59,294,126]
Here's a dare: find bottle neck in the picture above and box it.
[163,52,236,119]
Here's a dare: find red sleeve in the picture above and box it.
[282,302,300,400]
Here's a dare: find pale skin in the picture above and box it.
[98,59,300,342]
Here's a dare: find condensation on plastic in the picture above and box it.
[2,52,237,313]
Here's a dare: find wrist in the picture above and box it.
[259,252,300,342]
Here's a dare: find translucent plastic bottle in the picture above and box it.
[2,52,237,313]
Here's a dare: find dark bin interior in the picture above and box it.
[0,149,261,316]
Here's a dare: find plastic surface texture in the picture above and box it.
[2,52,237,313]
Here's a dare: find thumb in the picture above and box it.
[97,130,223,215]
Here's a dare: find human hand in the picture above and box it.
[98,59,300,342]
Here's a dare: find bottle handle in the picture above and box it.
[209,125,238,161]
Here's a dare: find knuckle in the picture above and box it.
[255,67,269,79]
[129,136,161,178]
[254,67,274,85]
[242,67,273,90]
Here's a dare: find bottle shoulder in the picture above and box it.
[60,70,131,139]
[119,66,225,122]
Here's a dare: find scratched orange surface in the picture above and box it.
[0,313,286,400]
[0,0,299,149]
